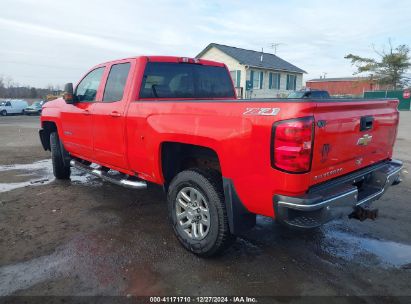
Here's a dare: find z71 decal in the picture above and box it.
[243,107,280,116]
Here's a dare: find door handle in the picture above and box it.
[360,116,374,131]
[82,109,91,115]
[110,111,121,117]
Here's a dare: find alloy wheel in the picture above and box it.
[175,186,210,240]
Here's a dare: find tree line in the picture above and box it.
[0,76,62,99]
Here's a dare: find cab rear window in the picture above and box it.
[139,62,235,99]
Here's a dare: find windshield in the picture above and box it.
[287,92,305,98]
[139,62,235,99]
[0,101,6,106]
[31,102,42,107]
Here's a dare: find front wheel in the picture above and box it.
[167,169,234,257]
[50,132,71,179]
[1,110,7,116]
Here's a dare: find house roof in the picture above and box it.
[196,43,306,74]
[307,77,376,82]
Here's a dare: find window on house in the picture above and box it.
[250,70,257,89]
[230,70,241,88]
[286,74,297,91]
[269,73,281,90]
[251,70,263,89]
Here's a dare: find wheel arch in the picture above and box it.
[39,121,58,151]
[160,141,256,235]
[160,142,222,190]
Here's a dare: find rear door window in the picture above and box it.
[139,62,235,99]
[103,63,131,102]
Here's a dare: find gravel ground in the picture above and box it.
[0,114,410,302]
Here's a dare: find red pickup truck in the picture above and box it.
[39,56,403,256]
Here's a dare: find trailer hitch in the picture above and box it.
[348,206,379,221]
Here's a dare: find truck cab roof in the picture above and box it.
[98,56,225,67]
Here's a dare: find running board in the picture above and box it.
[70,160,147,190]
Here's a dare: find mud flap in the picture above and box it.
[39,129,50,151]
[222,177,256,235]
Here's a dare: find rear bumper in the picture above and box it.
[274,160,403,228]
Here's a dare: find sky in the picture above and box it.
[0,0,410,88]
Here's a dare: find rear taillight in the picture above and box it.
[272,117,314,173]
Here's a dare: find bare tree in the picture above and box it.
[0,76,5,97]
[345,40,411,89]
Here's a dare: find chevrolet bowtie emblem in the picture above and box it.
[357,134,373,146]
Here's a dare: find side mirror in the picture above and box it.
[63,83,76,104]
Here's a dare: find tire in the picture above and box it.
[50,132,71,179]
[168,169,234,257]
[1,110,7,116]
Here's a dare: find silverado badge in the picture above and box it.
[314,168,343,181]
[357,134,373,146]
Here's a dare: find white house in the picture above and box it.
[196,43,306,98]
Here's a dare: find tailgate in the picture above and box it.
[310,99,399,186]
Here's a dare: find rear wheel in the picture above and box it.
[1,110,7,116]
[167,169,234,257]
[50,132,71,179]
